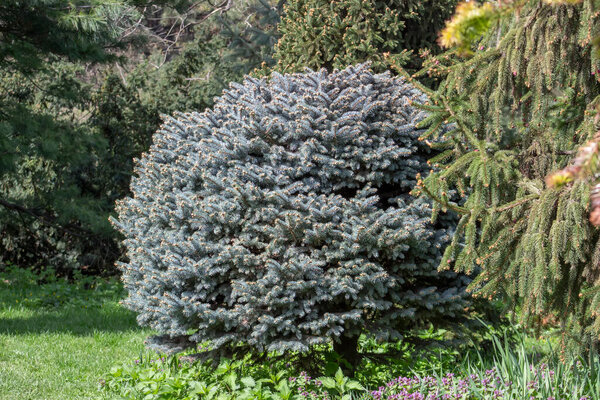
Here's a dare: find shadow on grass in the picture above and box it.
[0,302,144,335]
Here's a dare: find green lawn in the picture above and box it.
[0,270,151,400]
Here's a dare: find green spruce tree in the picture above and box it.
[413,0,600,350]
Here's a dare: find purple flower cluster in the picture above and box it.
[293,371,329,399]
[364,366,593,400]
[286,365,593,400]
[366,369,511,400]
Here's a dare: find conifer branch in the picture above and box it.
[440,96,485,153]
[0,198,99,239]
[416,174,469,215]
[389,63,436,98]
[493,194,539,212]
[421,0,600,349]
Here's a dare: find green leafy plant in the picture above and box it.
[102,354,367,400]
[318,368,365,400]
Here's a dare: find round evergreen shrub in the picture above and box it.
[113,64,471,362]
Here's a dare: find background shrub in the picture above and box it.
[113,64,472,364]
[0,0,282,275]
[272,0,458,74]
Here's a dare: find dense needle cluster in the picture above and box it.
[113,64,470,358]
[273,0,458,73]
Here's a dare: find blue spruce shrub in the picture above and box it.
[113,64,471,363]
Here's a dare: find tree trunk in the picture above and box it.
[333,334,360,375]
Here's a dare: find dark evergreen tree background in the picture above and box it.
[272,0,458,74]
[0,0,281,274]
[0,0,140,272]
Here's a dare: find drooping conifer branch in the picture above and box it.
[419,0,600,350]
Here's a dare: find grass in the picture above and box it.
[0,267,152,400]
[2,266,599,400]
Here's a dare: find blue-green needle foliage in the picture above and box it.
[113,64,471,357]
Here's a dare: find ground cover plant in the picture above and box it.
[112,63,474,365]
[102,330,600,399]
[0,265,152,400]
